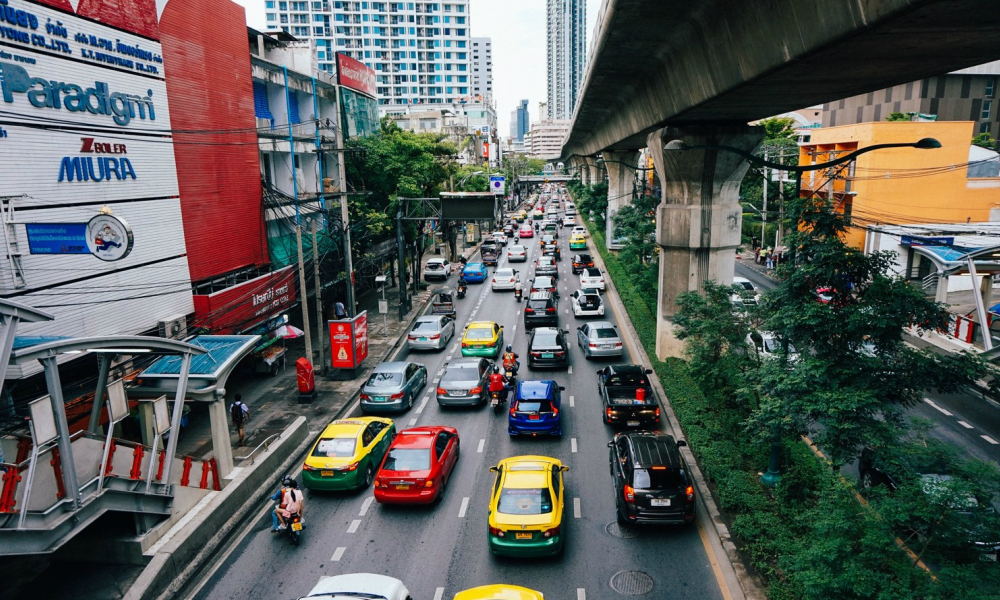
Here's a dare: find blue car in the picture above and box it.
[509,380,565,437]
[462,262,488,283]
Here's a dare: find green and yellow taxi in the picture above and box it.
[514,210,528,223]
[487,455,568,557]
[302,417,395,491]
[568,233,587,250]
[453,585,544,600]
[461,321,504,358]
[532,208,544,220]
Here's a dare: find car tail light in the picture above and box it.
[555,351,565,357]
[492,278,496,283]
[430,334,440,340]
[436,387,446,395]
[337,462,359,472]
[375,479,386,488]
[407,335,417,341]
[391,392,404,400]
[542,525,560,538]
[550,406,559,417]
[589,343,597,349]
[424,480,435,488]
[686,485,695,502]
[462,341,470,348]
[470,386,482,394]
[302,463,317,471]
[655,407,661,419]
[360,393,371,401]
[525,307,535,314]
[624,484,635,504]
[606,407,613,419]
[488,526,506,537]
[615,342,622,347]
[546,307,556,313]
[530,351,542,357]
[509,406,517,418]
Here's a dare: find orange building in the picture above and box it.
[797,121,1000,249]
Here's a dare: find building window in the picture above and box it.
[980,122,991,135]
[987,77,996,98]
[983,99,993,120]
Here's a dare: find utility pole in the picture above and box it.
[396,210,409,320]
[334,87,356,317]
[760,148,768,248]
[296,223,314,362]
[312,219,325,373]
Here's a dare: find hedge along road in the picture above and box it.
[190,219,728,600]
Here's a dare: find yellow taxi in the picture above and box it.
[301,417,396,491]
[532,208,544,220]
[453,585,544,600]
[568,233,587,250]
[461,321,504,358]
[514,210,528,222]
[487,455,568,557]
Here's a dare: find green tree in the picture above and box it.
[972,132,997,150]
[739,117,801,245]
[886,112,913,122]
[612,193,657,265]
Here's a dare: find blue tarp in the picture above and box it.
[142,336,258,377]
[12,336,70,350]
[917,245,982,264]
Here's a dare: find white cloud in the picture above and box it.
[231,0,602,137]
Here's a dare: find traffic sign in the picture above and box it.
[490,175,505,195]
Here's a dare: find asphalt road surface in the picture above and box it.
[191,223,727,600]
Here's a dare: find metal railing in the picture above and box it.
[233,432,283,466]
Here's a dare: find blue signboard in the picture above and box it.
[900,235,955,247]
[25,223,89,255]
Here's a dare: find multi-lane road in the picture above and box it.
[191,220,729,600]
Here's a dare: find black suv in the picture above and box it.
[609,432,694,526]
[524,291,558,329]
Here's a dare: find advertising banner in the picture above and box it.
[336,52,376,97]
[192,266,296,334]
[329,311,369,369]
[25,223,88,254]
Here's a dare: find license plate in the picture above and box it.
[291,522,303,531]
[395,485,410,490]
[321,470,334,477]
[602,344,615,349]
[452,391,466,396]
[627,421,640,427]
[419,337,428,342]
[542,353,554,359]
[375,396,387,402]
[515,532,532,540]
[651,498,672,507]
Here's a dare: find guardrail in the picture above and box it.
[233,432,283,466]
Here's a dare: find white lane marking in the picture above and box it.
[359,496,375,516]
[331,547,346,561]
[408,417,417,426]
[516,310,521,316]
[958,420,974,429]
[434,378,441,384]
[571,438,578,453]
[512,325,517,336]
[983,435,999,445]
[416,399,428,414]
[308,430,320,435]
[433,588,445,600]
[922,398,953,416]
[569,395,575,407]
[347,519,361,533]
[568,366,573,374]
[577,589,586,600]
[573,497,581,518]
[477,438,485,453]
[458,496,470,518]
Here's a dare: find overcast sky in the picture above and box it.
[232,0,600,136]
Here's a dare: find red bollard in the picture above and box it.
[104,439,117,476]
[156,450,166,482]
[209,458,221,491]
[180,456,193,486]
[15,437,31,464]
[50,448,66,500]
[0,467,22,513]
[199,460,210,489]
[130,444,145,480]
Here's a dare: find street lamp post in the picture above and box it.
[665,136,942,487]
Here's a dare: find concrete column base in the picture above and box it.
[604,150,640,248]
[208,400,234,479]
[655,317,687,360]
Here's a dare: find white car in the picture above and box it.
[579,267,606,291]
[732,276,760,303]
[491,267,520,291]
[746,331,799,362]
[507,244,527,262]
[422,257,452,281]
[491,231,507,246]
[572,226,587,238]
[562,215,577,227]
[572,292,605,317]
[300,574,410,600]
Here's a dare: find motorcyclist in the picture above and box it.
[502,345,520,375]
[269,476,293,532]
[274,478,304,530]
[457,275,468,297]
[488,366,509,402]
[513,280,523,301]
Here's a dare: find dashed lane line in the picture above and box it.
[571,438,578,453]
[922,398,953,417]
[983,435,999,445]
[433,588,445,600]
[458,497,470,518]
[569,395,575,407]
[477,438,485,453]
[416,398,429,414]
[573,497,581,518]
[359,496,375,516]
[959,421,974,429]
[331,547,346,561]
[347,519,361,534]
[408,417,417,426]
[577,589,586,600]
[568,366,573,374]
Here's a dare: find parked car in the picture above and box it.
[508,380,565,437]
[577,321,623,359]
[374,426,459,505]
[609,432,694,525]
[422,258,452,281]
[529,276,557,295]
[571,254,595,274]
[597,364,659,427]
[572,292,604,318]
[360,361,428,413]
[406,315,456,351]
[462,262,488,283]
[524,291,559,329]
[527,327,570,369]
[492,267,520,291]
[746,331,798,362]
[507,244,528,262]
[437,357,493,407]
[535,256,559,278]
[579,267,605,291]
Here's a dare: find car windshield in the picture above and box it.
[594,328,618,339]
[312,437,357,458]
[466,328,493,340]
[633,467,686,490]
[442,364,480,383]
[412,320,440,332]
[762,338,797,354]
[533,332,560,346]
[366,372,403,387]
[382,448,431,471]
[736,281,755,291]
[498,487,554,515]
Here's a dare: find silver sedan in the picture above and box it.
[436,357,494,407]
[576,321,624,359]
[407,315,456,351]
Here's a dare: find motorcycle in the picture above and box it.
[514,287,523,302]
[457,284,467,299]
[490,389,505,415]
[284,512,304,546]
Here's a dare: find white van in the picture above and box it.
[565,202,576,215]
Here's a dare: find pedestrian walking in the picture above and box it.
[230,394,250,446]
[765,247,774,270]
[334,301,347,320]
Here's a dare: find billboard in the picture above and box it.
[191,266,297,334]
[440,193,497,221]
[336,52,377,97]
[329,311,369,369]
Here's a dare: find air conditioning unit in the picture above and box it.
[158,314,187,339]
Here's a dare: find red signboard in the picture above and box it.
[191,266,296,334]
[336,52,377,98]
[329,311,369,369]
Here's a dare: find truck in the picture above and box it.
[597,364,660,427]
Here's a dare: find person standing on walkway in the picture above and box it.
[334,301,348,320]
[230,394,250,446]
[765,247,774,270]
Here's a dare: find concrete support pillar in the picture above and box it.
[604,150,640,248]
[981,273,993,311]
[584,156,601,187]
[935,274,948,303]
[209,400,234,478]
[647,125,764,359]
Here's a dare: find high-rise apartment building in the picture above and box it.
[510,99,530,142]
[546,0,586,120]
[471,36,493,99]
[265,0,473,111]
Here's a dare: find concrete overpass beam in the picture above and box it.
[603,150,640,248]
[647,125,762,359]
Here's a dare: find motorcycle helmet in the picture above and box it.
[282,476,296,488]
[506,345,513,352]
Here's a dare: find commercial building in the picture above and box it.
[471,36,493,99]
[264,0,475,111]
[510,99,530,146]
[798,121,1000,250]
[526,120,572,158]
[388,99,497,164]
[546,0,586,120]
[822,61,1000,139]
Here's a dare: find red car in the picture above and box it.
[519,225,534,238]
[373,426,460,505]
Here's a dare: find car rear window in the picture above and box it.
[466,328,493,340]
[515,399,554,413]
[594,327,617,339]
[382,448,431,472]
[580,295,600,305]
[527,299,549,310]
[313,437,356,457]
[607,372,649,387]
[442,364,479,382]
[533,331,559,346]
[426,262,443,269]
[498,487,553,515]
[633,467,686,490]
[412,320,440,332]
[584,268,601,277]
[366,372,403,387]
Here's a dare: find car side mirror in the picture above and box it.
[645,369,653,374]
[677,440,687,447]
[488,466,498,473]
[596,370,602,375]
[607,441,614,448]
[577,326,583,331]
[560,466,569,472]
[558,386,566,391]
